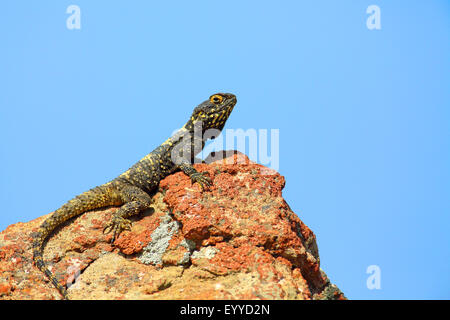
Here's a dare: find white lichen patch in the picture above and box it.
[191,246,218,260]
[138,214,180,265]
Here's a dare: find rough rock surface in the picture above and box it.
[0,152,345,300]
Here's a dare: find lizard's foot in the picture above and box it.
[190,172,212,191]
[103,216,132,243]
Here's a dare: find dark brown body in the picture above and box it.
[32,93,237,299]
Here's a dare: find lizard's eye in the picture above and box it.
[210,95,223,104]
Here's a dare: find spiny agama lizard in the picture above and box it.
[32,93,237,299]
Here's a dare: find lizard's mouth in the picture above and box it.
[224,96,237,111]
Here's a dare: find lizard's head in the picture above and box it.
[185,93,237,133]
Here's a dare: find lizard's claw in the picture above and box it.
[190,172,212,191]
[103,216,132,243]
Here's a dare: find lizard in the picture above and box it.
[32,93,237,299]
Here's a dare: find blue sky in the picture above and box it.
[1,1,449,299]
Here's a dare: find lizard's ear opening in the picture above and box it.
[190,106,206,122]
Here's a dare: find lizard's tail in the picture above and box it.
[32,184,123,299]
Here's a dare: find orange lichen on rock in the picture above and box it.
[0,151,345,300]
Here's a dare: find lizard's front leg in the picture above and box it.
[178,162,212,190]
[103,184,152,242]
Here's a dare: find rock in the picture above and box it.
[0,151,345,300]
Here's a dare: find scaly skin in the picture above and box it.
[32,93,237,299]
